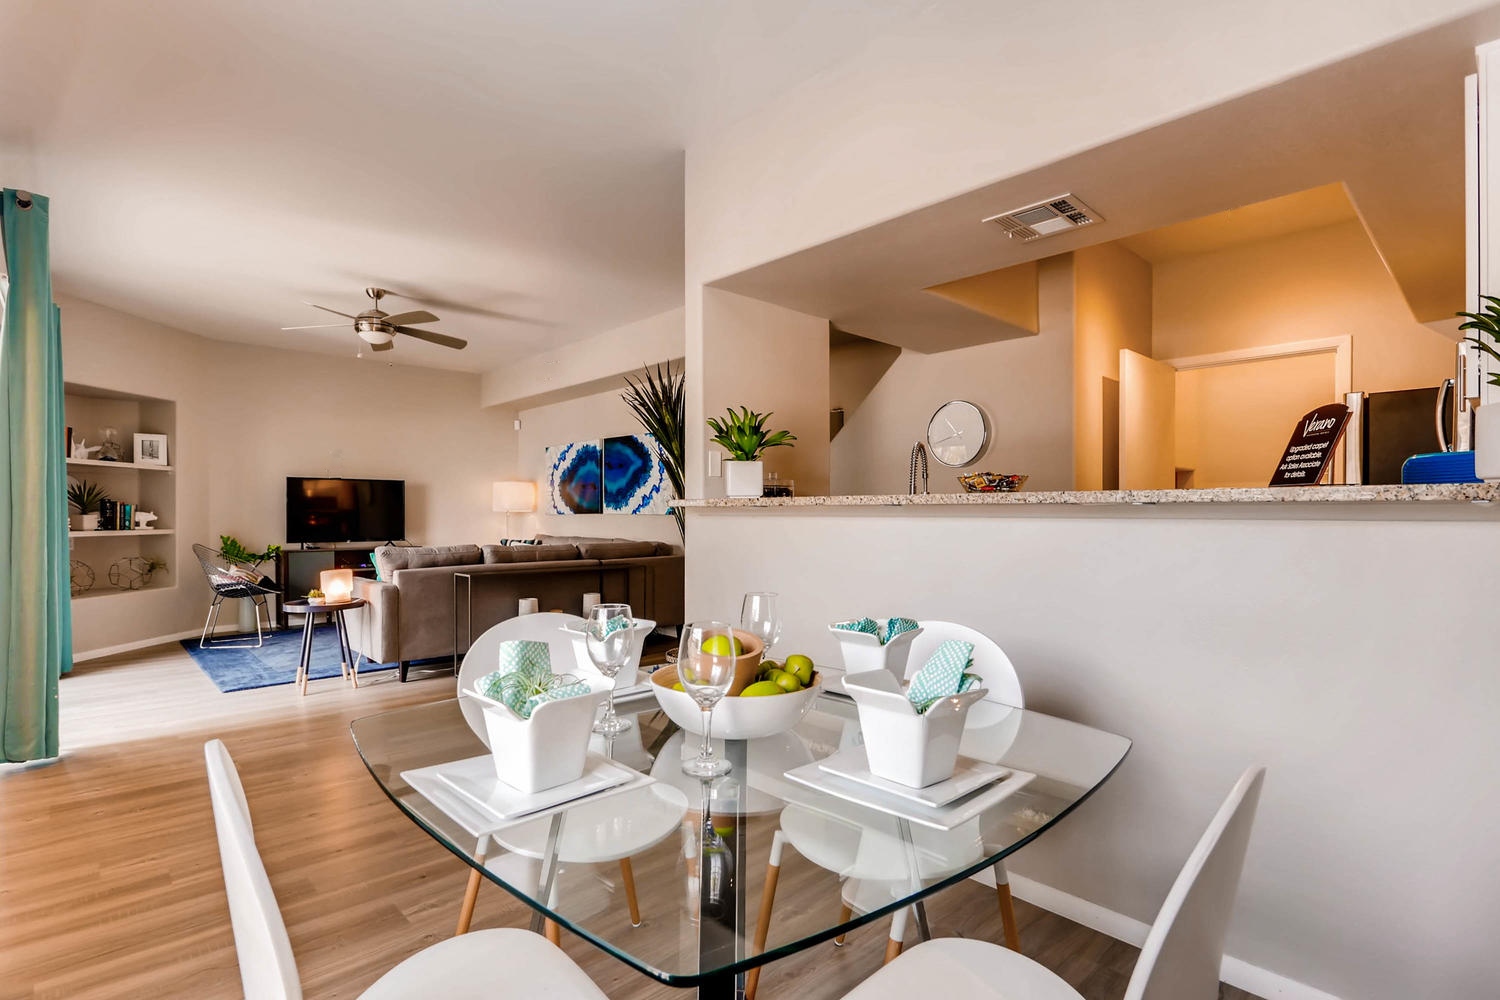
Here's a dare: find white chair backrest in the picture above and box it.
[203,739,303,1000]
[907,621,1023,708]
[457,612,585,746]
[1125,766,1266,1000]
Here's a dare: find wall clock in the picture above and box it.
[926,400,988,467]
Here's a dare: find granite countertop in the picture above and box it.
[673,483,1500,508]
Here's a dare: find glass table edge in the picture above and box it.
[348,700,1133,986]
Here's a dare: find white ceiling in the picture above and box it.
[0,0,709,372]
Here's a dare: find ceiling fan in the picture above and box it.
[282,287,468,353]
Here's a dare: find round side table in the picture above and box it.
[282,597,367,696]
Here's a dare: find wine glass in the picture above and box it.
[586,603,635,735]
[740,592,781,657]
[677,620,738,777]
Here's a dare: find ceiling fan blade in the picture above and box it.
[281,323,349,330]
[306,303,357,319]
[382,310,439,327]
[370,339,395,352]
[395,325,467,350]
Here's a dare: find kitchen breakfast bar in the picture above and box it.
[674,484,1500,999]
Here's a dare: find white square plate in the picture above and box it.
[413,753,636,824]
[819,744,1010,807]
[784,757,1036,832]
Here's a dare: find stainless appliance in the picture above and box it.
[1344,383,1465,484]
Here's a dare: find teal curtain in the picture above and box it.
[0,189,70,762]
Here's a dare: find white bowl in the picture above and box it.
[649,665,822,740]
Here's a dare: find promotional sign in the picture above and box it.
[1270,403,1351,486]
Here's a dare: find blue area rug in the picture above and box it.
[181,623,398,693]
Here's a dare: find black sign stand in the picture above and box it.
[1269,403,1351,487]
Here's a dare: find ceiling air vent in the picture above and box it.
[983,195,1102,242]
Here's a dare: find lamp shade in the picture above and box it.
[493,481,537,513]
[319,568,354,604]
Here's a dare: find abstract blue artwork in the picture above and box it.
[545,440,602,514]
[602,434,669,515]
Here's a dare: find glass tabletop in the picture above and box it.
[350,688,1130,997]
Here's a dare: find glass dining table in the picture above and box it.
[351,687,1130,999]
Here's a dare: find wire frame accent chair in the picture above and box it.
[193,543,281,649]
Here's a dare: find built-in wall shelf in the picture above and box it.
[69,529,175,539]
[66,458,174,472]
[71,579,176,601]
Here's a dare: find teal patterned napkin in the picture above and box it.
[833,617,881,638]
[906,639,980,714]
[597,613,632,637]
[478,639,591,719]
[833,616,920,645]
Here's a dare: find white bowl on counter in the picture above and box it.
[649,665,823,740]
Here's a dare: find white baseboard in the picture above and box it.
[72,629,201,664]
[968,869,1340,1000]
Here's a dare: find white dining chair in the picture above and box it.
[839,766,1267,1000]
[747,622,1025,1000]
[452,612,654,939]
[203,739,607,1000]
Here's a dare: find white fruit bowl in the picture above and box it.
[649,665,823,740]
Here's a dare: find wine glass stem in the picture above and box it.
[603,689,616,728]
[700,705,715,761]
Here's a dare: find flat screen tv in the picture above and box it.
[286,477,405,544]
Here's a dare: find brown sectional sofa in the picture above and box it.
[346,535,683,681]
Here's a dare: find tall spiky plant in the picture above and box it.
[622,361,686,539]
[1459,294,1500,386]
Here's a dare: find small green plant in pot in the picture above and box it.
[219,534,281,569]
[1458,295,1500,481]
[706,406,797,498]
[67,480,109,531]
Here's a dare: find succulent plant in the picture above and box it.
[706,406,797,462]
[67,479,109,514]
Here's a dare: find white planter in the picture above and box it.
[829,624,924,679]
[1476,403,1500,482]
[479,689,606,793]
[724,460,764,498]
[80,513,101,532]
[842,669,985,788]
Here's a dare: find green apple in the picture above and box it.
[784,654,815,685]
[740,680,784,697]
[771,671,802,693]
[701,634,743,657]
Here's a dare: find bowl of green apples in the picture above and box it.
[651,650,823,740]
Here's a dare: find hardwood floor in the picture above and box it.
[0,642,1260,999]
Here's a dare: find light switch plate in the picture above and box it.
[708,451,722,477]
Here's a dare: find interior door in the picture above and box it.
[1119,349,1176,490]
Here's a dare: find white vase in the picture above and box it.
[81,513,101,532]
[724,460,764,498]
[842,670,986,788]
[480,689,606,793]
[1476,403,1500,482]
[829,624,925,679]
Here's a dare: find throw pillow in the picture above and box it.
[498,538,541,547]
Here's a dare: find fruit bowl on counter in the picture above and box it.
[651,655,824,740]
[958,472,1027,493]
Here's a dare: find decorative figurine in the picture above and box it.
[70,438,102,460]
[133,510,158,529]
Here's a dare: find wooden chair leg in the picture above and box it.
[996,876,1021,951]
[455,866,484,936]
[833,903,853,946]
[619,857,642,927]
[883,935,904,964]
[745,831,785,1000]
[883,906,909,965]
[544,918,561,945]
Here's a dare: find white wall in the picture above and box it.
[830,256,1075,495]
[516,383,682,546]
[685,505,1500,1000]
[60,294,514,656]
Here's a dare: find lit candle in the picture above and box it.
[320,568,354,604]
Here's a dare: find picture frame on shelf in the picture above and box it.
[133,433,169,466]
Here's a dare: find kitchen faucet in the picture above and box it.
[909,441,928,495]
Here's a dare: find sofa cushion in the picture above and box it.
[575,539,658,559]
[481,542,580,564]
[374,544,482,579]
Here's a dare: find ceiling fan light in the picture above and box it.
[357,327,394,345]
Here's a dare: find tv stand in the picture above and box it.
[275,544,381,629]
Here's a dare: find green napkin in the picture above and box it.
[906,639,980,713]
[479,639,591,719]
[833,617,881,638]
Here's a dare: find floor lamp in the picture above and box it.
[493,481,537,538]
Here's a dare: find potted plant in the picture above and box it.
[219,534,281,569]
[622,361,686,537]
[1458,295,1500,480]
[706,406,797,498]
[67,479,109,531]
